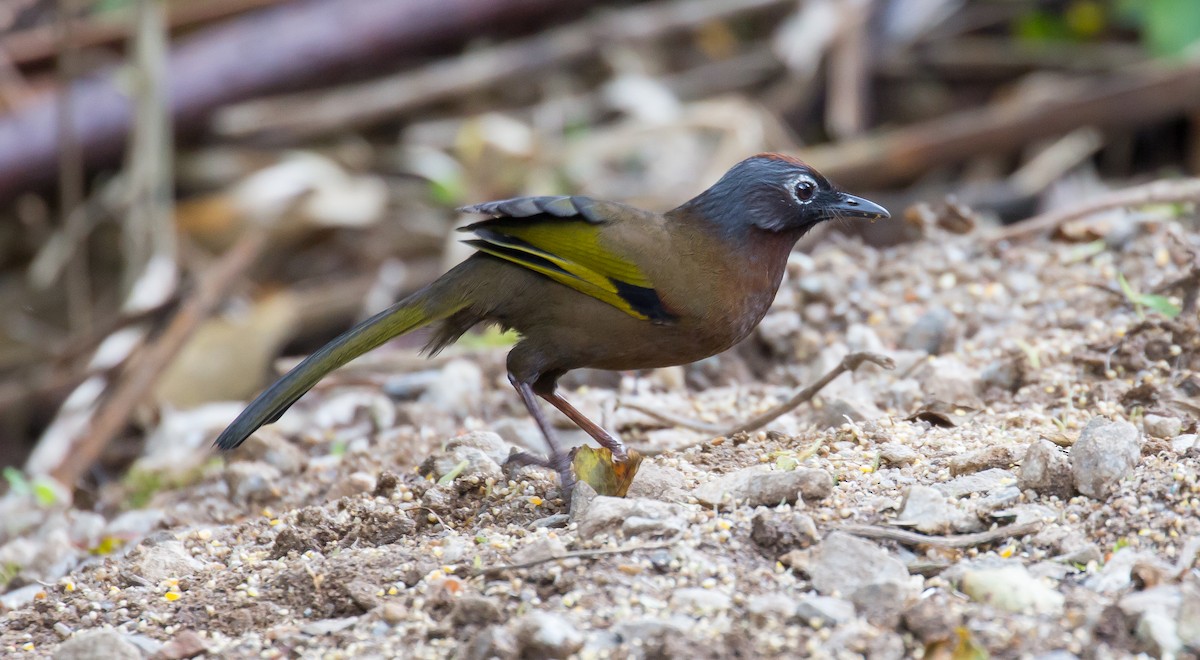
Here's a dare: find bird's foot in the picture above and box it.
[505,451,575,502]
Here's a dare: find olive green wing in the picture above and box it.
[458,196,675,323]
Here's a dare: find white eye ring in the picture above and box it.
[792,175,818,203]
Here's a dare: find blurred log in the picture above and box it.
[0,0,604,202]
[803,58,1200,190]
[215,0,791,141]
[0,0,291,68]
[878,36,1147,81]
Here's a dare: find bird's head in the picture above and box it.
[677,153,889,235]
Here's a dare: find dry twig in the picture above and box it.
[724,352,894,436]
[49,229,268,487]
[627,352,894,456]
[839,520,1043,548]
[990,177,1200,244]
[469,543,674,578]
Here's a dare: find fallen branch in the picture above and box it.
[839,520,1043,548]
[0,0,290,68]
[989,177,1200,245]
[802,58,1200,189]
[469,542,674,578]
[0,0,610,201]
[49,228,268,487]
[214,0,790,140]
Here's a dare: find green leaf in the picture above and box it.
[437,459,470,485]
[1118,272,1181,318]
[2,467,29,495]
[1138,294,1181,318]
[32,479,59,507]
[775,454,798,471]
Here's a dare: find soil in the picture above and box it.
[3,209,1200,659]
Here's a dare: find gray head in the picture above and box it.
[675,153,889,235]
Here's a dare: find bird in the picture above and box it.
[214,153,888,496]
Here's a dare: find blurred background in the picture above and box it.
[1,0,1199,498]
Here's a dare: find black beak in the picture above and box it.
[827,193,889,220]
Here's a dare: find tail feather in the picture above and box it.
[214,282,469,450]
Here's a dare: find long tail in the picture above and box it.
[214,274,471,450]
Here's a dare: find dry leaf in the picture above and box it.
[571,446,644,497]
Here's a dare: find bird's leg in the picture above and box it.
[540,391,628,462]
[506,373,576,497]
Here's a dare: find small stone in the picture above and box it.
[626,460,688,502]
[568,481,598,521]
[514,535,567,565]
[878,443,918,467]
[154,629,209,660]
[878,441,912,468]
[746,593,798,624]
[1172,434,1198,454]
[812,397,882,429]
[912,357,981,408]
[611,617,689,654]
[236,432,307,474]
[896,485,978,534]
[1035,525,1101,565]
[901,590,962,644]
[300,617,359,636]
[512,612,584,659]
[422,359,484,413]
[850,580,911,628]
[1085,547,1152,594]
[53,629,141,660]
[329,471,378,500]
[574,496,685,539]
[976,485,1022,514]
[450,596,504,628]
[1018,439,1074,499]
[1143,414,1183,439]
[419,435,505,485]
[1178,581,1200,648]
[445,431,512,466]
[1119,585,1184,657]
[670,587,732,614]
[528,514,570,529]
[224,461,282,502]
[105,509,167,540]
[464,625,518,660]
[978,356,1024,393]
[960,566,1064,615]
[128,540,204,584]
[694,465,833,508]
[380,603,406,625]
[936,468,1017,499]
[750,508,820,555]
[809,532,911,597]
[900,306,954,355]
[795,594,855,626]
[1072,417,1141,499]
[949,445,1019,476]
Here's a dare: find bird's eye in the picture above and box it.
[794,177,817,203]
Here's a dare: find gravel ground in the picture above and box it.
[3,208,1199,659]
